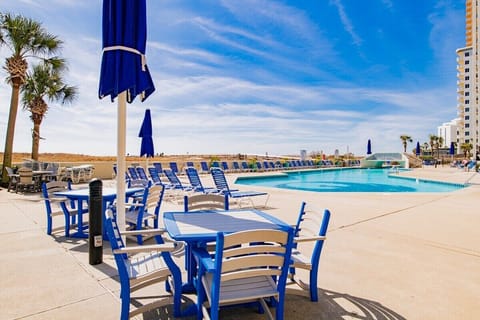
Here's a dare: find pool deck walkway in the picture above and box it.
[1,166,480,319]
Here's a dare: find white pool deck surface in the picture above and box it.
[1,166,480,320]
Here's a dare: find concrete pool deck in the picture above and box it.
[1,166,479,319]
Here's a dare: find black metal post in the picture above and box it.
[89,179,103,265]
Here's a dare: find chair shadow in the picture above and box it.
[283,288,406,320]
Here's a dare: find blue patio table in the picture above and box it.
[54,187,144,238]
[163,209,292,293]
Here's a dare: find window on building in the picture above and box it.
[465,52,470,57]
[466,107,470,112]
[466,123,470,128]
[466,60,470,64]
[466,100,470,104]
[465,115,470,120]
[465,132,470,136]
[466,84,470,88]
[466,76,470,80]
[466,92,470,96]
[466,68,470,72]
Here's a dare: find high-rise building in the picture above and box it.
[456,0,478,156]
[437,118,460,151]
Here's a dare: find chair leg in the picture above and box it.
[309,269,318,302]
[47,215,53,235]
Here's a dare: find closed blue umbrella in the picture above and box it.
[98,0,155,233]
[416,141,420,156]
[367,139,372,155]
[449,142,455,155]
[139,108,154,168]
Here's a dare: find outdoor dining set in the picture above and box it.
[5,160,95,194]
[38,163,331,320]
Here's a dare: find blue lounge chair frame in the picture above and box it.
[210,168,269,208]
[185,167,218,194]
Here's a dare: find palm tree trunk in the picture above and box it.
[1,82,21,184]
[31,120,41,161]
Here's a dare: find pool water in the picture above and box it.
[235,168,466,193]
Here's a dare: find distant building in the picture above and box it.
[456,0,479,155]
[437,118,460,152]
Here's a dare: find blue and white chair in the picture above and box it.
[288,202,331,302]
[210,168,269,208]
[193,228,294,320]
[104,209,184,319]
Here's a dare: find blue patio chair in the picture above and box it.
[185,167,218,194]
[153,162,163,175]
[183,193,229,212]
[210,168,269,208]
[232,161,241,172]
[241,161,251,172]
[193,228,294,320]
[104,209,184,319]
[169,162,180,174]
[211,161,220,168]
[127,167,139,180]
[186,161,194,168]
[288,202,331,302]
[200,161,210,174]
[163,168,190,191]
[124,184,165,244]
[147,166,162,185]
[221,161,229,172]
[135,166,148,180]
[42,181,87,237]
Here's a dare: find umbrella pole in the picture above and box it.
[116,91,127,238]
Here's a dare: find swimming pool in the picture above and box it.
[235,168,466,193]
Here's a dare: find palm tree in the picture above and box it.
[21,62,77,160]
[400,135,412,153]
[429,134,438,156]
[0,13,62,184]
[460,143,473,158]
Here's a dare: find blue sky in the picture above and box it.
[0,0,466,157]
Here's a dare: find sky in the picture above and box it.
[0,0,466,157]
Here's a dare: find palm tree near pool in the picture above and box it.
[0,13,62,184]
[429,134,439,157]
[400,135,413,153]
[21,62,77,160]
[460,142,473,158]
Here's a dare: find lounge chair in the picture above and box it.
[169,162,180,174]
[193,228,294,320]
[200,161,210,174]
[104,209,184,319]
[185,167,218,194]
[231,161,241,172]
[163,168,191,191]
[221,161,230,172]
[288,202,331,302]
[152,162,163,175]
[210,168,269,208]
[241,161,251,172]
[135,166,148,180]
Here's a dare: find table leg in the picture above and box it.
[70,199,88,238]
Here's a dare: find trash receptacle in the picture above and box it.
[89,179,103,265]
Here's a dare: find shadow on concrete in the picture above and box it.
[138,287,405,320]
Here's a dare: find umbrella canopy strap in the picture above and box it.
[103,45,146,71]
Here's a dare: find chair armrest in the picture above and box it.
[192,247,216,272]
[294,235,326,243]
[113,243,176,254]
[121,228,166,236]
